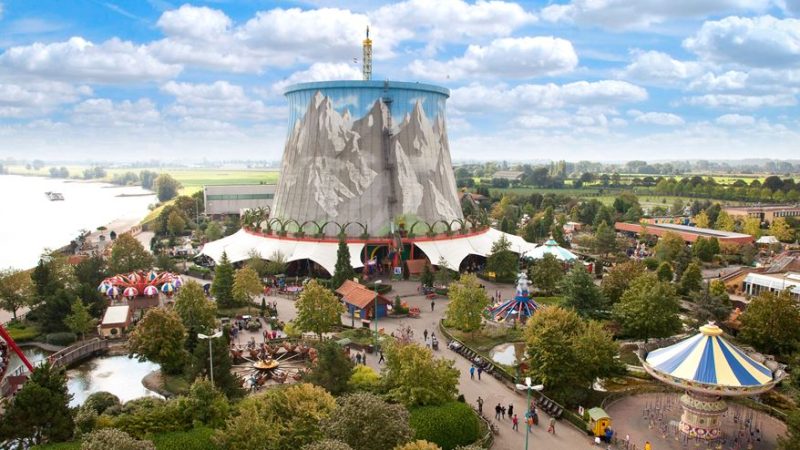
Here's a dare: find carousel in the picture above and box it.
[640,322,785,441]
[230,341,316,390]
[488,273,541,323]
[98,270,182,301]
[524,238,578,262]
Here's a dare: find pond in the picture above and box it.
[67,355,161,407]
[3,346,51,380]
[489,342,525,366]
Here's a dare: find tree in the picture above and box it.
[524,307,621,404]
[166,210,186,236]
[154,173,182,202]
[191,329,243,399]
[233,266,262,308]
[81,428,155,450]
[593,222,617,256]
[64,298,95,340]
[420,263,434,288]
[331,237,356,290]
[174,280,217,352]
[0,268,33,320]
[294,279,343,341]
[740,290,800,356]
[0,362,74,447]
[693,210,710,228]
[671,198,685,216]
[654,231,685,263]
[348,365,382,393]
[560,265,605,319]
[382,342,459,407]
[205,221,223,241]
[303,440,353,450]
[178,377,230,428]
[679,262,703,294]
[715,211,735,231]
[211,251,235,308]
[486,235,517,282]
[656,262,673,282]
[690,283,732,328]
[109,234,154,274]
[743,217,762,238]
[778,409,800,450]
[770,217,794,242]
[305,340,354,395]
[693,237,713,262]
[264,251,288,276]
[445,274,490,333]
[127,308,187,374]
[213,383,336,450]
[322,392,413,450]
[612,273,681,342]
[601,261,645,305]
[435,257,453,287]
[529,253,563,296]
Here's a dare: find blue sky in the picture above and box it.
[0,0,798,161]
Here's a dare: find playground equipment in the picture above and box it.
[488,273,540,322]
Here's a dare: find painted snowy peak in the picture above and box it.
[271,90,462,235]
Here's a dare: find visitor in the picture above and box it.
[508,404,513,418]
[477,366,483,380]
[604,426,613,444]
[624,434,630,449]
[644,441,651,450]
[501,406,506,419]
[526,412,534,432]
[477,396,484,415]
[547,417,555,434]
[495,403,502,420]
[356,353,362,365]
[378,350,385,364]
[424,329,428,341]
[470,365,475,379]
[512,414,519,431]
[431,299,435,311]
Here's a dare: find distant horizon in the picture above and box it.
[0,1,798,160]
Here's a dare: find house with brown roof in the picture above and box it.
[335,280,392,319]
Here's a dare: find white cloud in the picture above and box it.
[629,110,686,126]
[409,37,578,80]
[684,16,800,68]
[0,37,181,83]
[0,2,4,20]
[514,111,618,133]
[715,113,756,125]
[272,62,363,94]
[156,4,232,41]
[160,80,283,121]
[682,93,797,108]
[72,98,161,126]
[618,50,704,86]
[688,71,749,91]
[0,81,91,118]
[541,0,771,29]
[450,80,647,112]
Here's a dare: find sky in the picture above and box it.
[0,0,798,162]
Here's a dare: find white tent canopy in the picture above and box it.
[756,235,779,245]
[199,228,538,275]
[413,228,538,270]
[199,229,364,275]
[524,238,578,261]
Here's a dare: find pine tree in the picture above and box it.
[192,329,243,398]
[331,238,356,290]
[64,298,95,340]
[679,262,703,294]
[212,251,235,308]
[420,263,434,288]
[560,265,605,319]
[656,262,673,282]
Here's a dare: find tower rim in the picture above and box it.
[283,80,450,98]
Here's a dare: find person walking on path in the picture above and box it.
[378,350,385,364]
[501,406,506,419]
[362,352,367,365]
[508,404,513,418]
[356,353,362,365]
[495,403,502,420]
[423,329,428,341]
[512,414,519,431]
[477,396,484,415]
[547,417,556,434]
[477,366,482,380]
[644,441,651,450]
[431,300,435,311]
[469,365,475,380]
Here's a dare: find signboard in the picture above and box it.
[393,267,402,276]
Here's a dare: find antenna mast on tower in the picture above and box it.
[362,26,372,81]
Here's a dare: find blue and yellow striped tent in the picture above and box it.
[645,323,773,388]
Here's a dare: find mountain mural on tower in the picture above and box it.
[272,90,463,235]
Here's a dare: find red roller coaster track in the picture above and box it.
[0,323,35,380]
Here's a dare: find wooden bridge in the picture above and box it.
[1,338,109,397]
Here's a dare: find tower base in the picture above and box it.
[679,391,727,440]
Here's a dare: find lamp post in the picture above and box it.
[515,377,544,450]
[374,280,382,351]
[198,330,223,387]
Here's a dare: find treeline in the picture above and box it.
[108,169,158,189]
[654,176,800,202]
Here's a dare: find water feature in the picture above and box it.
[3,346,51,379]
[490,342,524,366]
[67,355,161,407]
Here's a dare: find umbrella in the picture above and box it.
[128,272,141,282]
[106,286,120,298]
[143,285,159,297]
[173,276,183,288]
[147,270,158,282]
[122,287,138,298]
[97,281,112,292]
[161,282,175,294]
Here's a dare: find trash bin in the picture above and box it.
[367,344,375,354]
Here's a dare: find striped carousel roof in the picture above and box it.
[645,323,773,388]
[524,239,577,261]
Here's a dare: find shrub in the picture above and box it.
[409,402,480,450]
[302,440,353,450]
[6,322,40,342]
[82,392,122,416]
[150,427,217,450]
[642,257,659,271]
[81,428,154,450]
[46,332,78,346]
[246,320,262,331]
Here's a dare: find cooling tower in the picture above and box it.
[272,81,463,236]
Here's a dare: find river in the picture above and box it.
[0,175,155,270]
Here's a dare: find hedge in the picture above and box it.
[45,332,77,346]
[150,427,218,450]
[6,322,40,342]
[410,402,481,450]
